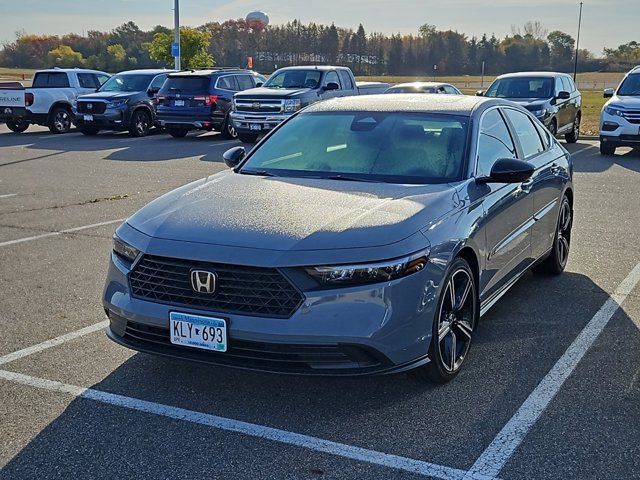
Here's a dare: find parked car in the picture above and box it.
[103,94,573,383]
[600,65,640,155]
[385,82,462,94]
[74,69,174,137]
[230,66,389,143]
[155,68,266,139]
[479,72,581,143]
[0,68,110,134]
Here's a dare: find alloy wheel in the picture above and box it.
[436,269,475,373]
[556,200,572,268]
[135,112,150,136]
[55,110,71,132]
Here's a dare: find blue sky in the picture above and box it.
[0,0,636,55]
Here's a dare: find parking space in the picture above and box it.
[0,125,639,480]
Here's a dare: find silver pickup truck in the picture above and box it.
[230,66,389,143]
[0,68,110,133]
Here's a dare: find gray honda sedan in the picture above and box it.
[103,94,573,383]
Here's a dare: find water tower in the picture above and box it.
[245,11,269,31]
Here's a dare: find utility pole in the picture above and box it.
[573,1,583,81]
[174,0,181,70]
[481,60,485,88]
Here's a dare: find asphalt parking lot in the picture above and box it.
[0,125,639,480]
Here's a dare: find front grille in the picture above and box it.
[121,321,385,373]
[129,255,303,318]
[621,110,640,124]
[235,99,282,113]
[77,101,106,114]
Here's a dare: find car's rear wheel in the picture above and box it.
[411,257,477,383]
[238,133,259,144]
[48,106,72,134]
[130,109,151,137]
[565,114,580,143]
[6,120,29,133]
[533,195,572,276]
[600,142,616,156]
[80,127,100,136]
[220,114,238,139]
[168,128,188,138]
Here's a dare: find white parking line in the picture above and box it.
[465,261,640,480]
[0,321,108,366]
[0,193,17,199]
[0,218,125,248]
[0,369,470,480]
[570,144,595,157]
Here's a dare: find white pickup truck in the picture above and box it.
[0,68,110,133]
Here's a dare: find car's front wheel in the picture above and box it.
[565,114,580,143]
[600,142,616,156]
[130,109,151,137]
[548,118,558,137]
[220,114,238,139]
[533,195,572,275]
[6,120,29,133]
[411,257,477,383]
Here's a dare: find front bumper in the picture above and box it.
[74,110,127,130]
[230,111,293,135]
[599,111,640,147]
[102,226,440,376]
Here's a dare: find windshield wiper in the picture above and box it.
[239,169,276,177]
[325,174,379,183]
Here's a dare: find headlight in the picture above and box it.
[231,98,237,112]
[531,108,547,117]
[604,106,624,117]
[306,249,429,286]
[283,99,301,113]
[106,99,128,109]
[113,235,139,262]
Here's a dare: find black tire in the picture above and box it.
[80,127,100,136]
[548,118,558,138]
[220,114,238,140]
[533,195,572,276]
[600,142,616,156]
[564,114,580,143]
[48,106,72,134]
[6,120,29,133]
[168,128,188,138]
[129,109,152,137]
[238,133,259,144]
[410,257,478,384]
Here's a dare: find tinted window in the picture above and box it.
[236,75,255,91]
[215,76,237,90]
[504,109,544,158]
[555,77,564,95]
[324,71,340,88]
[485,77,553,98]
[386,86,435,93]
[264,70,322,89]
[32,72,70,88]
[560,76,572,93]
[254,74,267,86]
[617,74,640,96]
[97,74,110,86]
[149,74,168,91]
[477,109,517,176]
[338,70,354,89]
[444,85,460,94]
[99,74,155,92]
[566,76,577,92]
[241,112,469,183]
[77,73,99,89]
[161,76,211,92]
[533,120,551,149]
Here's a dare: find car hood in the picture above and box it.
[77,91,138,101]
[607,95,640,109]
[505,98,549,108]
[233,86,313,99]
[127,171,456,251]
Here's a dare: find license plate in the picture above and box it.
[170,312,227,352]
[250,123,262,131]
[83,114,93,122]
[174,100,185,107]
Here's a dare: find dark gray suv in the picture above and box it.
[480,72,582,143]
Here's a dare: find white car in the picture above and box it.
[0,68,110,134]
[600,65,640,155]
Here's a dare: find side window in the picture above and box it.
[533,120,551,149]
[324,71,341,89]
[561,77,572,93]
[565,76,576,92]
[554,77,564,95]
[77,73,98,89]
[338,70,354,90]
[236,75,255,91]
[444,85,460,94]
[217,76,238,91]
[253,74,267,86]
[436,86,446,94]
[477,109,517,176]
[149,74,167,91]
[32,72,70,88]
[504,109,544,158]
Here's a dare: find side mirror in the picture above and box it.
[477,158,535,184]
[255,82,264,87]
[324,82,339,91]
[223,146,246,168]
[476,90,484,97]
[557,91,570,100]
[148,87,160,96]
[603,88,615,98]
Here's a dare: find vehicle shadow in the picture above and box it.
[0,128,243,164]
[571,143,640,174]
[1,271,636,478]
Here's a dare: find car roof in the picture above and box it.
[167,69,257,77]
[495,71,568,79]
[304,94,505,116]
[274,65,347,72]
[390,82,452,88]
[115,69,176,75]
[36,68,108,74]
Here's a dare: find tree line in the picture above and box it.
[1,19,638,75]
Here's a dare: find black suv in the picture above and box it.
[479,72,582,143]
[75,69,174,137]
[156,69,266,139]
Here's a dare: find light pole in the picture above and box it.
[174,0,181,70]
[573,1,583,81]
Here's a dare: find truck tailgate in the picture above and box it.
[0,87,25,108]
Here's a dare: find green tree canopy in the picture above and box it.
[147,27,214,69]
[47,45,84,68]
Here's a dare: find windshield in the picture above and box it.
[485,77,554,99]
[387,86,436,94]
[240,112,469,184]
[161,76,211,92]
[99,74,154,92]
[263,70,322,89]
[617,74,640,96]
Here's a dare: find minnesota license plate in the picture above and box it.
[250,123,262,131]
[174,99,185,107]
[169,312,227,352]
[83,114,93,122]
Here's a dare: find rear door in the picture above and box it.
[561,76,578,127]
[554,76,570,130]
